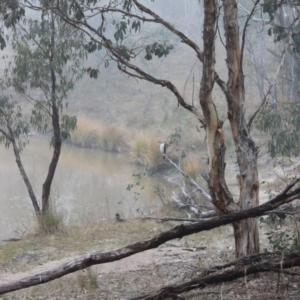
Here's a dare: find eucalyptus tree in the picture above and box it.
[19,0,296,257]
[0,2,87,216]
[35,0,260,258]
[255,0,300,157]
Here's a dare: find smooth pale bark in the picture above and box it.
[199,0,260,257]
[223,0,260,257]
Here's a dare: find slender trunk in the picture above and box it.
[7,125,41,216]
[200,0,234,214]
[41,13,61,214]
[41,99,61,214]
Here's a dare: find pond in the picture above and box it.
[0,137,164,240]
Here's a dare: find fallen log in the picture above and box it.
[128,251,300,300]
[0,180,299,295]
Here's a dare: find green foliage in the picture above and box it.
[263,0,278,21]
[0,95,29,151]
[145,42,174,60]
[123,0,133,12]
[264,0,300,52]
[37,205,65,235]
[30,100,51,134]
[114,21,127,42]
[61,115,77,140]
[0,1,25,50]
[6,10,87,141]
[131,20,141,33]
[256,105,300,157]
[0,34,6,50]
[1,1,25,28]
[84,41,98,53]
[262,214,300,252]
[87,68,100,79]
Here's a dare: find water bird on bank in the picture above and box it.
[159,142,167,159]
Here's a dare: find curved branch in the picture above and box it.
[240,0,260,74]
[132,0,203,62]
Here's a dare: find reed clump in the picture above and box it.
[37,206,65,235]
[69,117,128,152]
[69,117,101,148]
[129,132,151,166]
[99,125,128,153]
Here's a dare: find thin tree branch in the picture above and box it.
[247,42,289,130]
[240,0,260,74]
[132,0,203,62]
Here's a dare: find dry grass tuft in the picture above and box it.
[128,133,166,170]
[182,153,202,180]
[99,125,128,153]
[129,132,151,166]
[37,206,65,235]
[69,117,129,152]
[69,117,102,148]
[76,267,98,290]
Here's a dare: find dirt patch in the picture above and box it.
[0,218,299,299]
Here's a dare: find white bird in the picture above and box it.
[160,142,166,159]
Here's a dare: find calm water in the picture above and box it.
[0,137,163,240]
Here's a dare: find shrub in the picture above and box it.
[76,267,98,290]
[99,125,127,153]
[37,206,65,235]
[69,117,101,148]
[129,133,151,166]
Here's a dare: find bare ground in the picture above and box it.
[0,215,300,300]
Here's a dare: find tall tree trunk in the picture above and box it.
[41,99,61,214]
[41,13,61,215]
[200,0,260,257]
[223,0,260,256]
[6,124,41,216]
[200,0,234,213]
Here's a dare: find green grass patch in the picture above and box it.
[37,206,65,235]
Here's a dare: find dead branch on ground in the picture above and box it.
[128,251,300,300]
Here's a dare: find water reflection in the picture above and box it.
[0,137,163,240]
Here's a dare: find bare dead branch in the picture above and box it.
[128,251,300,300]
[163,153,212,203]
[142,217,200,223]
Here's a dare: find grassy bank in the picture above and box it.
[68,116,208,174]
